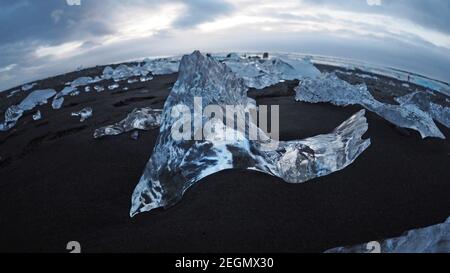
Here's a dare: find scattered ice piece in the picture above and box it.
[1,89,56,131]
[32,110,42,121]
[222,53,320,89]
[70,76,97,87]
[70,90,80,96]
[102,66,114,80]
[85,86,91,92]
[71,107,93,122]
[94,107,162,138]
[402,83,410,88]
[112,64,133,82]
[128,78,139,84]
[140,76,153,82]
[22,83,37,91]
[123,87,129,91]
[131,130,139,140]
[94,85,105,92]
[295,73,446,139]
[6,89,21,98]
[142,57,180,75]
[326,217,450,253]
[108,83,120,90]
[52,86,78,110]
[130,51,370,217]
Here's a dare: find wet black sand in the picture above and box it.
[0,68,449,253]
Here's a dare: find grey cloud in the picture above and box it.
[302,0,450,35]
[172,0,234,28]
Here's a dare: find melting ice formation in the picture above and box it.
[71,107,93,122]
[0,89,56,131]
[94,107,162,139]
[295,73,449,139]
[326,217,450,253]
[129,51,371,216]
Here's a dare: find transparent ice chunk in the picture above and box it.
[94,85,105,93]
[94,107,162,138]
[395,91,450,128]
[22,83,37,91]
[70,76,101,87]
[71,107,93,122]
[7,89,21,98]
[130,51,370,217]
[222,53,321,89]
[1,89,56,131]
[52,86,79,110]
[108,83,120,90]
[295,73,446,139]
[32,110,42,121]
[143,57,180,75]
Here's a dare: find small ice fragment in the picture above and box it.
[33,111,42,121]
[71,107,93,122]
[128,78,139,84]
[22,83,37,91]
[94,107,162,138]
[94,85,105,92]
[7,89,21,98]
[140,76,153,82]
[71,76,93,87]
[52,97,64,110]
[70,90,80,96]
[85,86,91,92]
[52,86,78,109]
[131,130,139,140]
[108,83,120,90]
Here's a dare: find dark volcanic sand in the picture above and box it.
[0,68,449,253]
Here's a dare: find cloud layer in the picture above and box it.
[0,0,449,91]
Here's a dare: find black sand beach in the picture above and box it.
[0,68,449,253]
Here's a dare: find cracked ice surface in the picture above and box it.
[222,54,321,89]
[130,51,370,216]
[295,73,447,139]
[326,217,450,253]
[94,107,162,138]
[0,89,56,131]
[71,107,93,122]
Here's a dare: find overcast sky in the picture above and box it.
[0,0,449,91]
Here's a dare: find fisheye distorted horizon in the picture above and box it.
[0,0,449,91]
